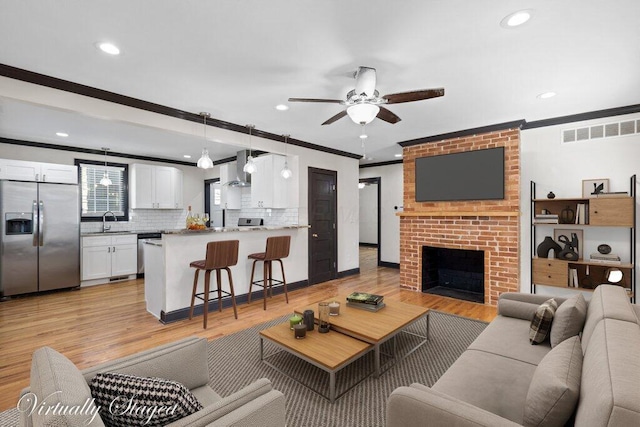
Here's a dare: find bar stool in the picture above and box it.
[189,240,239,329]
[248,235,291,310]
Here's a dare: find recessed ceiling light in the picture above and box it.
[275,104,289,111]
[359,133,368,139]
[394,154,403,158]
[183,155,192,159]
[97,42,120,55]
[55,132,69,137]
[537,91,556,99]
[500,10,533,28]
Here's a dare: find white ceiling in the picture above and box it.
[0,0,639,164]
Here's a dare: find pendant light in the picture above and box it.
[197,112,214,169]
[280,134,292,179]
[99,147,112,186]
[243,124,257,174]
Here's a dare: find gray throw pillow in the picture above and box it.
[529,298,557,344]
[550,294,587,348]
[90,372,203,427]
[524,335,582,427]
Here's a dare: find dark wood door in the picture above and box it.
[308,167,337,285]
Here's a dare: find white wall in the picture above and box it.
[360,163,403,264]
[359,182,378,244]
[520,112,640,299]
[0,76,360,273]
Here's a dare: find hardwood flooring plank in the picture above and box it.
[0,247,496,411]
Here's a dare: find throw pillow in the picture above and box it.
[523,335,582,427]
[529,298,557,345]
[550,294,587,348]
[89,372,203,427]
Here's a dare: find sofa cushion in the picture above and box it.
[433,349,537,424]
[523,336,582,427]
[468,315,551,366]
[89,372,203,427]
[550,294,587,348]
[582,284,638,352]
[27,346,104,427]
[575,319,640,426]
[529,299,557,344]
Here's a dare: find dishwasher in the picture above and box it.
[137,232,162,277]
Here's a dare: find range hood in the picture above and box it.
[224,150,252,187]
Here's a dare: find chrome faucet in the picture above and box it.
[102,211,117,232]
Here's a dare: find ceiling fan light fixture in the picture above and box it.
[197,148,214,169]
[347,103,379,125]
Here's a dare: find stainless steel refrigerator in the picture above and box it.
[0,180,80,297]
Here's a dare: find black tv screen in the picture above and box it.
[415,147,505,202]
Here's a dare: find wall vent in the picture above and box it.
[562,118,639,143]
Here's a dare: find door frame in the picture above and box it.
[307,167,338,285]
[359,176,381,266]
[203,178,220,227]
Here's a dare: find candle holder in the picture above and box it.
[289,313,302,330]
[293,323,306,339]
[303,310,315,331]
[318,302,330,333]
[329,301,340,316]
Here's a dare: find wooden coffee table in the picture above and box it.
[259,322,372,402]
[296,297,429,376]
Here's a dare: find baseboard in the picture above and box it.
[359,242,378,248]
[337,268,360,278]
[160,278,309,323]
[379,261,400,269]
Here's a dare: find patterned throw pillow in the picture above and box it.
[529,298,558,345]
[89,372,203,427]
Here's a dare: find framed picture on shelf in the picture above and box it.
[582,178,609,198]
[554,229,584,260]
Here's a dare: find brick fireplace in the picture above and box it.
[399,127,521,306]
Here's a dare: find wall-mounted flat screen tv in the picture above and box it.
[415,147,505,202]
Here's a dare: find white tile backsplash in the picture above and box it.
[223,189,299,227]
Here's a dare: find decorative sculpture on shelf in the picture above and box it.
[557,233,579,261]
[536,236,562,258]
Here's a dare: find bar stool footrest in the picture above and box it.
[194,289,233,303]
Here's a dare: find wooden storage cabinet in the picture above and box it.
[532,258,568,287]
[530,177,636,301]
[589,198,634,226]
[130,164,183,209]
[0,158,77,184]
[81,234,137,281]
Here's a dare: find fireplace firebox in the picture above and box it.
[422,246,484,303]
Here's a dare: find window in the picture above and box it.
[75,159,129,221]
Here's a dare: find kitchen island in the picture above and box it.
[143,225,309,321]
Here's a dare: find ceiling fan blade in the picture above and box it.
[383,88,445,104]
[321,110,348,125]
[376,106,402,124]
[354,66,377,97]
[288,97,344,104]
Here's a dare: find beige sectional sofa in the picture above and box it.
[20,337,286,427]
[387,285,640,426]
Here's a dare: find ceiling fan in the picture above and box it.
[288,66,444,126]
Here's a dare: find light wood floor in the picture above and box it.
[0,247,496,411]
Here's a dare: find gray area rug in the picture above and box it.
[0,311,486,427]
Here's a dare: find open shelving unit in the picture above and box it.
[530,175,636,302]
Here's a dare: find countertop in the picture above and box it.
[82,225,308,237]
[162,225,310,235]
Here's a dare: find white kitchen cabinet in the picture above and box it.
[130,164,183,209]
[81,234,137,281]
[250,154,288,208]
[220,163,241,209]
[0,158,77,184]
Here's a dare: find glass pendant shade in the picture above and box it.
[100,172,112,186]
[197,148,214,169]
[243,155,257,174]
[280,161,292,179]
[347,103,380,124]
